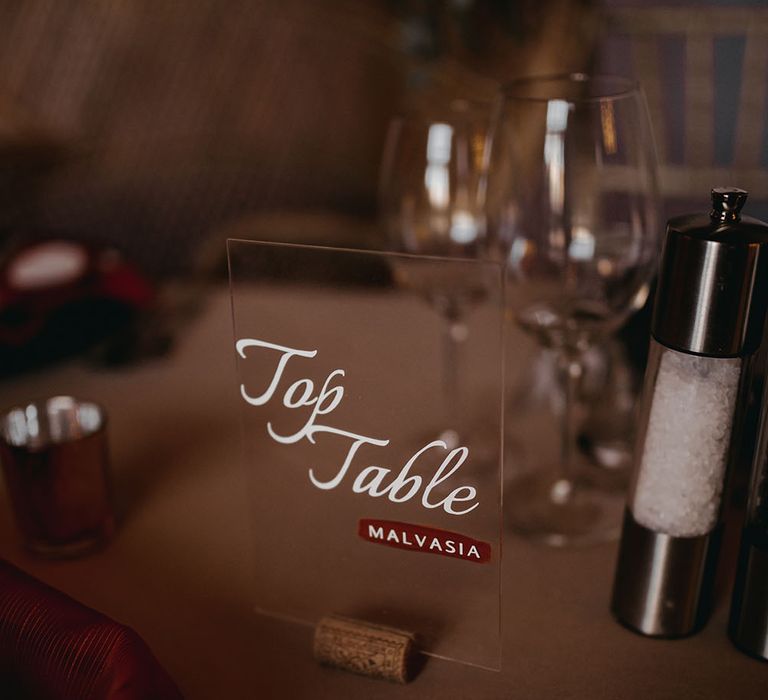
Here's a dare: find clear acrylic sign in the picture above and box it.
[228,240,504,670]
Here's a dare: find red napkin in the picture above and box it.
[0,559,183,699]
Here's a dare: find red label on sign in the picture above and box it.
[358,519,491,564]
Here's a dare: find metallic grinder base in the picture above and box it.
[729,530,768,659]
[611,510,722,637]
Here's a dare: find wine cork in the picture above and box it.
[313,616,416,683]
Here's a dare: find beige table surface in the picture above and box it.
[0,287,765,699]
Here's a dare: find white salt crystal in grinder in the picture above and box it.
[611,188,768,637]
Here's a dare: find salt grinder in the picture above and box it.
[611,188,768,637]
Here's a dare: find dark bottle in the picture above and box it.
[730,377,768,660]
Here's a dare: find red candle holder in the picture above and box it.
[0,396,115,557]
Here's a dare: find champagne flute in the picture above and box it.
[487,74,659,545]
[379,100,493,448]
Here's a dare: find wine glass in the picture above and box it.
[487,74,659,545]
[379,100,493,448]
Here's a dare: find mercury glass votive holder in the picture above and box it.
[0,396,115,557]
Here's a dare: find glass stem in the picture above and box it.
[556,349,584,495]
[442,312,467,446]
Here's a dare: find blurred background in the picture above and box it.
[0,0,766,374]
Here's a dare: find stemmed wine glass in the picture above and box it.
[487,74,659,545]
[379,100,493,448]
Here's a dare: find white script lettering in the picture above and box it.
[237,338,479,516]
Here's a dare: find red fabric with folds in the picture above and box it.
[0,559,183,699]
